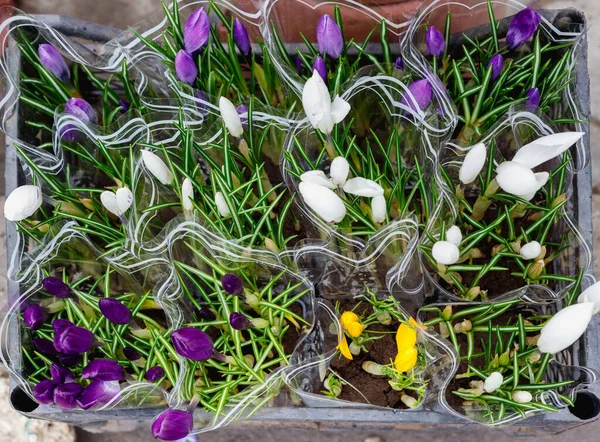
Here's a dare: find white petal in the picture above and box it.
[483,372,503,393]
[459,143,487,185]
[578,281,600,315]
[343,177,384,197]
[219,96,244,138]
[432,241,460,265]
[141,150,173,185]
[302,70,333,134]
[330,156,349,186]
[512,132,584,169]
[300,170,335,189]
[537,303,595,354]
[496,161,539,197]
[330,95,351,125]
[299,181,346,223]
[371,195,386,223]
[4,185,43,221]
[512,391,533,404]
[446,226,462,247]
[181,178,194,211]
[520,241,542,260]
[514,172,549,201]
[116,187,133,214]
[215,191,231,217]
[100,191,120,216]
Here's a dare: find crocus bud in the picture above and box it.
[50,363,75,384]
[198,307,216,321]
[214,191,231,217]
[525,88,540,110]
[295,55,303,75]
[537,303,594,354]
[316,14,343,58]
[219,96,244,138]
[395,56,404,70]
[221,274,244,296]
[33,337,59,355]
[302,70,350,134]
[4,185,43,221]
[330,157,349,187]
[99,298,132,325]
[512,390,533,403]
[312,56,326,81]
[118,100,130,113]
[371,195,386,224]
[484,371,503,393]
[343,177,384,197]
[506,7,541,50]
[299,181,346,223]
[23,305,46,330]
[146,366,165,382]
[123,346,142,361]
[54,383,83,409]
[459,142,487,185]
[488,54,503,80]
[402,79,432,113]
[152,409,193,441]
[171,328,214,361]
[578,281,600,314]
[66,97,97,123]
[432,240,460,265]
[54,323,95,354]
[42,276,72,298]
[184,7,210,54]
[52,318,75,332]
[33,379,55,405]
[446,226,462,247]
[511,132,583,170]
[233,18,251,55]
[38,44,70,82]
[229,312,250,330]
[520,241,542,260]
[141,150,173,185]
[59,354,82,367]
[76,380,120,410]
[426,26,445,57]
[181,178,194,211]
[82,359,126,381]
[175,50,198,85]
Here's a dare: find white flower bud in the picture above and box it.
[181,178,194,211]
[219,96,243,138]
[578,280,600,314]
[512,390,533,403]
[215,191,231,217]
[330,156,349,186]
[459,142,486,185]
[520,241,542,260]
[371,195,386,223]
[537,303,595,354]
[4,185,43,221]
[446,225,462,246]
[432,241,460,265]
[483,371,503,393]
[141,150,173,185]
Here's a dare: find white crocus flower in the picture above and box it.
[511,132,584,169]
[100,191,119,216]
[100,187,132,220]
[459,142,486,185]
[496,162,548,201]
[432,241,460,265]
[215,192,231,217]
[330,156,349,186]
[578,281,600,314]
[446,225,462,247]
[302,70,350,134]
[512,391,533,404]
[299,181,346,223]
[343,177,384,197]
[483,372,503,393]
[4,185,43,221]
[300,170,335,189]
[181,178,194,211]
[537,302,595,354]
[141,150,173,185]
[520,241,541,260]
[219,96,243,138]
[116,188,133,214]
[371,195,386,223]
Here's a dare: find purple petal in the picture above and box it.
[123,346,142,361]
[65,98,97,124]
[118,100,130,113]
[33,379,55,405]
[525,87,540,110]
[395,56,404,71]
[33,338,59,355]
[50,363,75,384]
[506,7,541,50]
[312,56,326,81]
[175,50,198,85]
[23,305,46,330]
[76,380,120,410]
[198,307,215,321]
[316,14,343,59]
[401,79,432,113]
[296,55,303,75]
[52,318,75,332]
[145,366,165,383]
[426,26,445,57]
[229,312,250,331]
[54,324,95,354]
[184,7,210,54]
[99,298,132,325]
[488,54,504,81]
[171,328,214,361]
[151,409,193,441]
[38,44,70,82]
[53,382,83,409]
[59,354,82,367]
[233,18,251,56]
[221,274,244,296]
[82,359,126,381]
[42,277,72,298]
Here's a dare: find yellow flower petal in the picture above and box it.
[340,311,359,330]
[337,335,353,360]
[396,322,417,351]
[394,346,418,373]
[347,321,364,338]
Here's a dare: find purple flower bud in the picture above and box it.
[525,87,540,109]
[38,44,70,82]
[33,338,58,355]
[229,312,250,331]
[50,363,75,384]
[171,328,214,361]
[118,100,130,113]
[123,346,142,361]
[316,14,343,59]
[53,382,83,409]
[395,56,404,71]
[296,55,303,75]
[82,359,126,381]
[76,380,120,410]
[42,277,72,298]
[221,274,244,296]
[62,98,97,143]
[488,54,504,81]
[198,307,215,321]
[145,366,165,382]
[184,7,210,55]
[233,18,251,56]
[52,318,75,332]
[152,409,193,441]
[54,323,95,354]
[59,354,82,367]
[175,50,198,85]
[312,56,326,81]
[401,79,432,113]
[426,26,445,57]
[23,305,46,330]
[33,380,56,405]
[99,298,132,325]
[506,7,541,50]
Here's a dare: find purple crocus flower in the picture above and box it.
[33,338,58,355]
[53,383,83,409]
[99,298,132,325]
[123,346,142,361]
[33,379,56,405]
[316,14,343,59]
[62,98,97,143]
[119,100,130,113]
[145,366,165,383]
[171,328,214,361]
[76,380,120,410]
[295,55,303,75]
[395,56,404,71]
[506,7,541,50]
[82,359,126,381]
[312,56,326,81]
[221,274,244,296]
[52,318,75,332]
[175,50,198,85]
[401,79,432,113]
[54,323,95,354]
[184,7,210,55]
[426,25,445,57]
[488,54,504,81]
[42,277,72,298]
[23,305,46,330]
[233,18,251,56]
[525,87,540,109]
[38,44,70,82]
[50,363,75,385]
[229,312,250,331]
[198,307,215,321]
[151,409,193,441]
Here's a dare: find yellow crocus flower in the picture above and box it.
[394,346,418,372]
[347,321,364,338]
[340,311,359,330]
[396,322,417,350]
